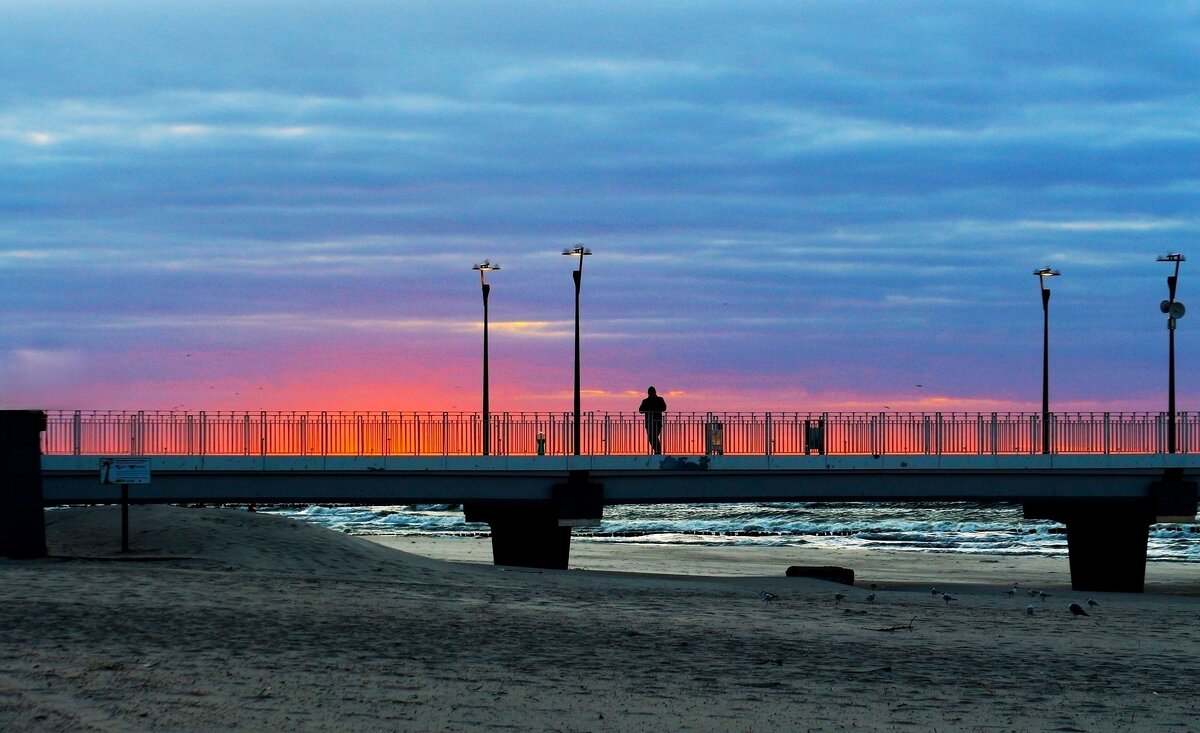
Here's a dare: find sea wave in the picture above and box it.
[260,500,1200,562]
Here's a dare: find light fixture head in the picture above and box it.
[473,260,500,272]
[562,245,592,257]
[1157,253,1186,263]
[1033,267,1061,278]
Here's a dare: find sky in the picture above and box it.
[3,1,1199,415]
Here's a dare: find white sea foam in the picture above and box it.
[261,500,1200,562]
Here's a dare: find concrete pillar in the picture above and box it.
[0,410,48,559]
[464,470,604,570]
[464,503,573,569]
[1025,499,1155,593]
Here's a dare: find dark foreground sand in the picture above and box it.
[3,505,1199,732]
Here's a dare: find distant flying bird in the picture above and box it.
[1087,599,1100,608]
[1068,602,1090,618]
[866,593,876,604]
[760,591,778,604]
[834,592,846,604]
[1026,605,1036,616]
[942,593,956,604]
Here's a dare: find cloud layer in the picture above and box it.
[3,1,1199,412]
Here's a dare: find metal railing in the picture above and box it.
[40,410,1197,457]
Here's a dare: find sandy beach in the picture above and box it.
[4,505,1200,731]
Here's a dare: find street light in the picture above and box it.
[1034,267,1061,454]
[563,244,592,456]
[1157,253,1186,454]
[473,260,500,455]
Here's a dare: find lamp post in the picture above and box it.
[562,244,592,456]
[473,260,500,455]
[1034,267,1061,454]
[1157,253,1186,454]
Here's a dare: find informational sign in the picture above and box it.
[100,457,151,485]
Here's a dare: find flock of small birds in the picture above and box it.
[756,580,1102,619]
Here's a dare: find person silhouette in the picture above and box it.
[638,386,667,454]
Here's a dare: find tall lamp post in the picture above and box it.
[1157,253,1186,454]
[1034,267,1061,454]
[563,244,592,456]
[473,260,500,455]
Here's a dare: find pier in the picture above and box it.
[9,410,1200,592]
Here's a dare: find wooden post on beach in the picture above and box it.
[0,410,48,559]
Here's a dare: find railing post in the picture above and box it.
[260,411,268,456]
[1103,412,1111,455]
[765,413,772,457]
[990,412,997,455]
[381,411,389,457]
[922,415,931,455]
[604,413,611,456]
[1181,412,1189,454]
[442,412,449,456]
[72,410,82,456]
[199,410,207,457]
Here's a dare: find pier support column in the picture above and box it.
[1026,500,1153,592]
[0,410,48,559]
[1026,469,1197,594]
[464,471,603,570]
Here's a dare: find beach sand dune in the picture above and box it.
[3,505,1199,731]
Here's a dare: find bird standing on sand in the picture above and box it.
[930,587,939,596]
[1068,602,1090,618]
[834,592,846,604]
[1027,589,1039,598]
[866,593,876,604]
[1039,591,1050,601]
[942,593,956,605]
[760,591,778,604]
[1026,605,1035,616]
[1004,588,1016,597]
[1087,598,1100,608]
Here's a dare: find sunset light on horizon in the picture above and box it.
[3,2,1199,417]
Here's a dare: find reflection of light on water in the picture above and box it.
[263,501,1200,563]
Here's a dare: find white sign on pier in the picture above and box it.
[100,457,151,485]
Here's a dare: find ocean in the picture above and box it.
[262,501,1200,563]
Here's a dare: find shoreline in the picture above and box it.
[368,534,1200,595]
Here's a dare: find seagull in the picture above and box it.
[942,593,956,605]
[1038,591,1050,601]
[834,592,846,604]
[1026,604,1036,616]
[866,593,876,604]
[1087,598,1100,608]
[760,591,778,604]
[930,587,939,596]
[1068,602,1090,618]
[1004,588,1016,597]
[1027,589,1039,598]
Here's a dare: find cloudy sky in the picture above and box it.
[3,1,1198,415]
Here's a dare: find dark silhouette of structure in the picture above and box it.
[638,386,667,454]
